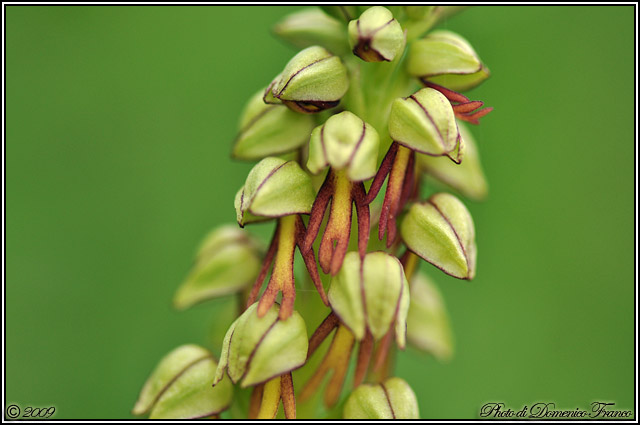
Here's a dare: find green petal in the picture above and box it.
[408,30,489,91]
[426,66,490,92]
[362,252,405,340]
[418,121,489,201]
[233,90,315,160]
[149,355,233,419]
[273,46,349,103]
[394,275,410,349]
[307,111,379,181]
[236,158,315,226]
[348,6,405,62]
[213,318,237,386]
[226,303,279,384]
[273,8,349,55]
[328,251,366,340]
[401,193,476,279]
[173,226,262,309]
[241,310,308,387]
[343,384,394,419]
[406,273,454,361]
[382,377,420,419]
[389,87,458,156]
[133,344,211,415]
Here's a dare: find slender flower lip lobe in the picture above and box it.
[246,215,328,321]
[424,81,493,126]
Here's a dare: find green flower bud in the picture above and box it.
[408,30,490,92]
[232,89,315,160]
[214,303,308,388]
[406,273,453,361]
[268,46,349,114]
[133,344,232,419]
[348,6,404,62]
[404,6,436,20]
[388,87,461,161]
[273,8,349,55]
[401,193,477,279]
[343,377,419,419]
[307,111,379,181]
[417,121,489,201]
[328,251,409,347]
[320,5,359,22]
[173,226,262,310]
[235,157,315,226]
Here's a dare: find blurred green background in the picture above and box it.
[6,5,635,419]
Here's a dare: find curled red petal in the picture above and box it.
[246,224,279,309]
[365,142,398,204]
[452,100,484,113]
[295,216,328,306]
[422,80,470,103]
[353,182,370,259]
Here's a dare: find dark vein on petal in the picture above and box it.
[367,18,395,37]
[148,354,212,413]
[409,95,446,150]
[347,121,367,169]
[240,318,280,385]
[276,56,332,98]
[381,381,397,419]
[245,161,290,219]
[320,125,329,167]
[427,199,471,278]
[237,105,279,135]
[421,62,484,79]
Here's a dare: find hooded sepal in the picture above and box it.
[133,345,233,419]
[173,226,262,310]
[400,193,477,279]
[268,46,349,114]
[235,157,315,226]
[233,89,315,160]
[213,303,308,388]
[343,377,419,419]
